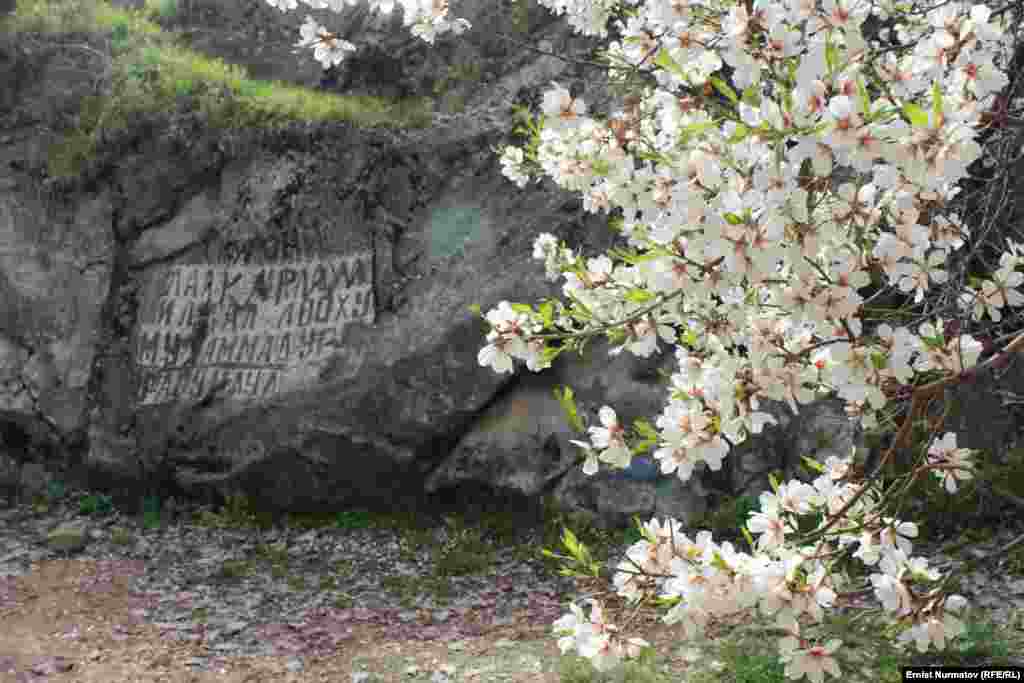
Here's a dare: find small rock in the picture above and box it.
[47,523,90,553]
[224,620,248,634]
[0,135,12,144]
[286,658,303,672]
[149,653,172,668]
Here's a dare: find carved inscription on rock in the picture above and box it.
[135,253,373,405]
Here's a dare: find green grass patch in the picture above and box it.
[2,0,434,179]
[333,509,374,530]
[143,0,177,20]
[682,608,1023,683]
[558,645,672,683]
[78,493,114,517]
[432,519,496,577]
[214,559,254,580]
[110,526,134,545]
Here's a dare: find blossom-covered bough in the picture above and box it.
[263,0,471,65]
[264,0,1024,677]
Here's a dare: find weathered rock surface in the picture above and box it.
[0,0,1021,531]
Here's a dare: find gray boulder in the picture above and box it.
[0,0,1015,533]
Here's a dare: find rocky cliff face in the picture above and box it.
[2,0,1021,528]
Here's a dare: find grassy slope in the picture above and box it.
[0,0,435,179]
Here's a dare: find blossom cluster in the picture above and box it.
[468,0,1015,674]
[271,0,1021,676]
[264,0,471,65]
[554,454,971,675]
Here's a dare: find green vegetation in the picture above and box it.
[141,495,162,529]
[1,0,435,180]
[874,438,1024,544]
[109,526,134,545]
[333,509,374,530]
[678,608,1023,683]
[143,0,178,20]
[193,493,276,530]
[431,61,482,115]
[213,558,254,580]
[689,493,760,545]
[178,489,645,607]
[559,645,672,683]
[511,0,529,34]
[10,473,1024,682]
[433,516,497,577]
[78,492,114,516]
[686,637,786,683]
[45,480,66,503]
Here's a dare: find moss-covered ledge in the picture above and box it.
[0,0,436,181]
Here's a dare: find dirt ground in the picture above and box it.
[0,558,699,683]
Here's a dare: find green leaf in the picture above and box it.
[607,328,628,345]
[710,77,738,105]
[565,290,594,320]
[903,102,929,128]
[741,525,756,551]
[541,345,562,365]
[608,246,640,262]
[510,303,533,315]
[624,288,655,303]
[802,456,825,473]
[539,301,555,327]
[741,86,760,107]
[468,303,482,317]
[724,212,744,225]
[654,48,684,79]
[562,527,580,555]
[631,250,667,263]
[633,418,659,440]
[683,328,698,348]
[681,121,718,138]
[632,438,658,455]
[554,385,586,434]
[857,77,871,118]
[727,123,750,144]
[769,471,781,494]
[932,80,943,124]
